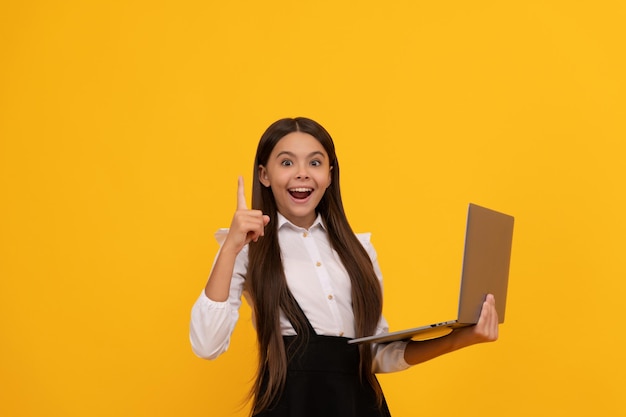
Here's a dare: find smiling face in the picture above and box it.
[258,131,332,229]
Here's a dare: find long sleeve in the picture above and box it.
[189,242,248,360]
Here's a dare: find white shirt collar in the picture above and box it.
[277,212,325,232]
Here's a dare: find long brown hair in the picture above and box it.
[246,117,383,414]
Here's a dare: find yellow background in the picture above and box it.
[1,1,624,416]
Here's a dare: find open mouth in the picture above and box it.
[288,187,313,200]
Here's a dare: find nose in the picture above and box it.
[295,164,310,180]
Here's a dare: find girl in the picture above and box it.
[190,117,499,417]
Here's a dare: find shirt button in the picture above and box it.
[303,232,308,237]
[328,294,333,300]
[316,261,322,267]
[339,332,344,337]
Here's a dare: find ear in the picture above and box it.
[327,165,333,188]
[258,165,270,187]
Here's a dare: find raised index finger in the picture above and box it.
[237,176,248,210]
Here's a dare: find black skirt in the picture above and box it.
[253,310,391,417]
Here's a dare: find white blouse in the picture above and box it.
[189,213,410,373]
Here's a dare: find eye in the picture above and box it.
[310,160,322,167]
[280,159,293,166]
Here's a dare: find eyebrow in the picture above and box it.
[275,150,327,159]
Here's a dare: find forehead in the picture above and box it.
[271,131,328,157]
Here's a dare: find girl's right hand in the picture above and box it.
[222,176,270,254]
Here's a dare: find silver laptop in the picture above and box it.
[348,203,514,344]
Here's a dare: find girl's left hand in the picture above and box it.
[470,293,499,343]
[403,294,500,365]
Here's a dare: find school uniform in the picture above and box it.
[190,213,411,415]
